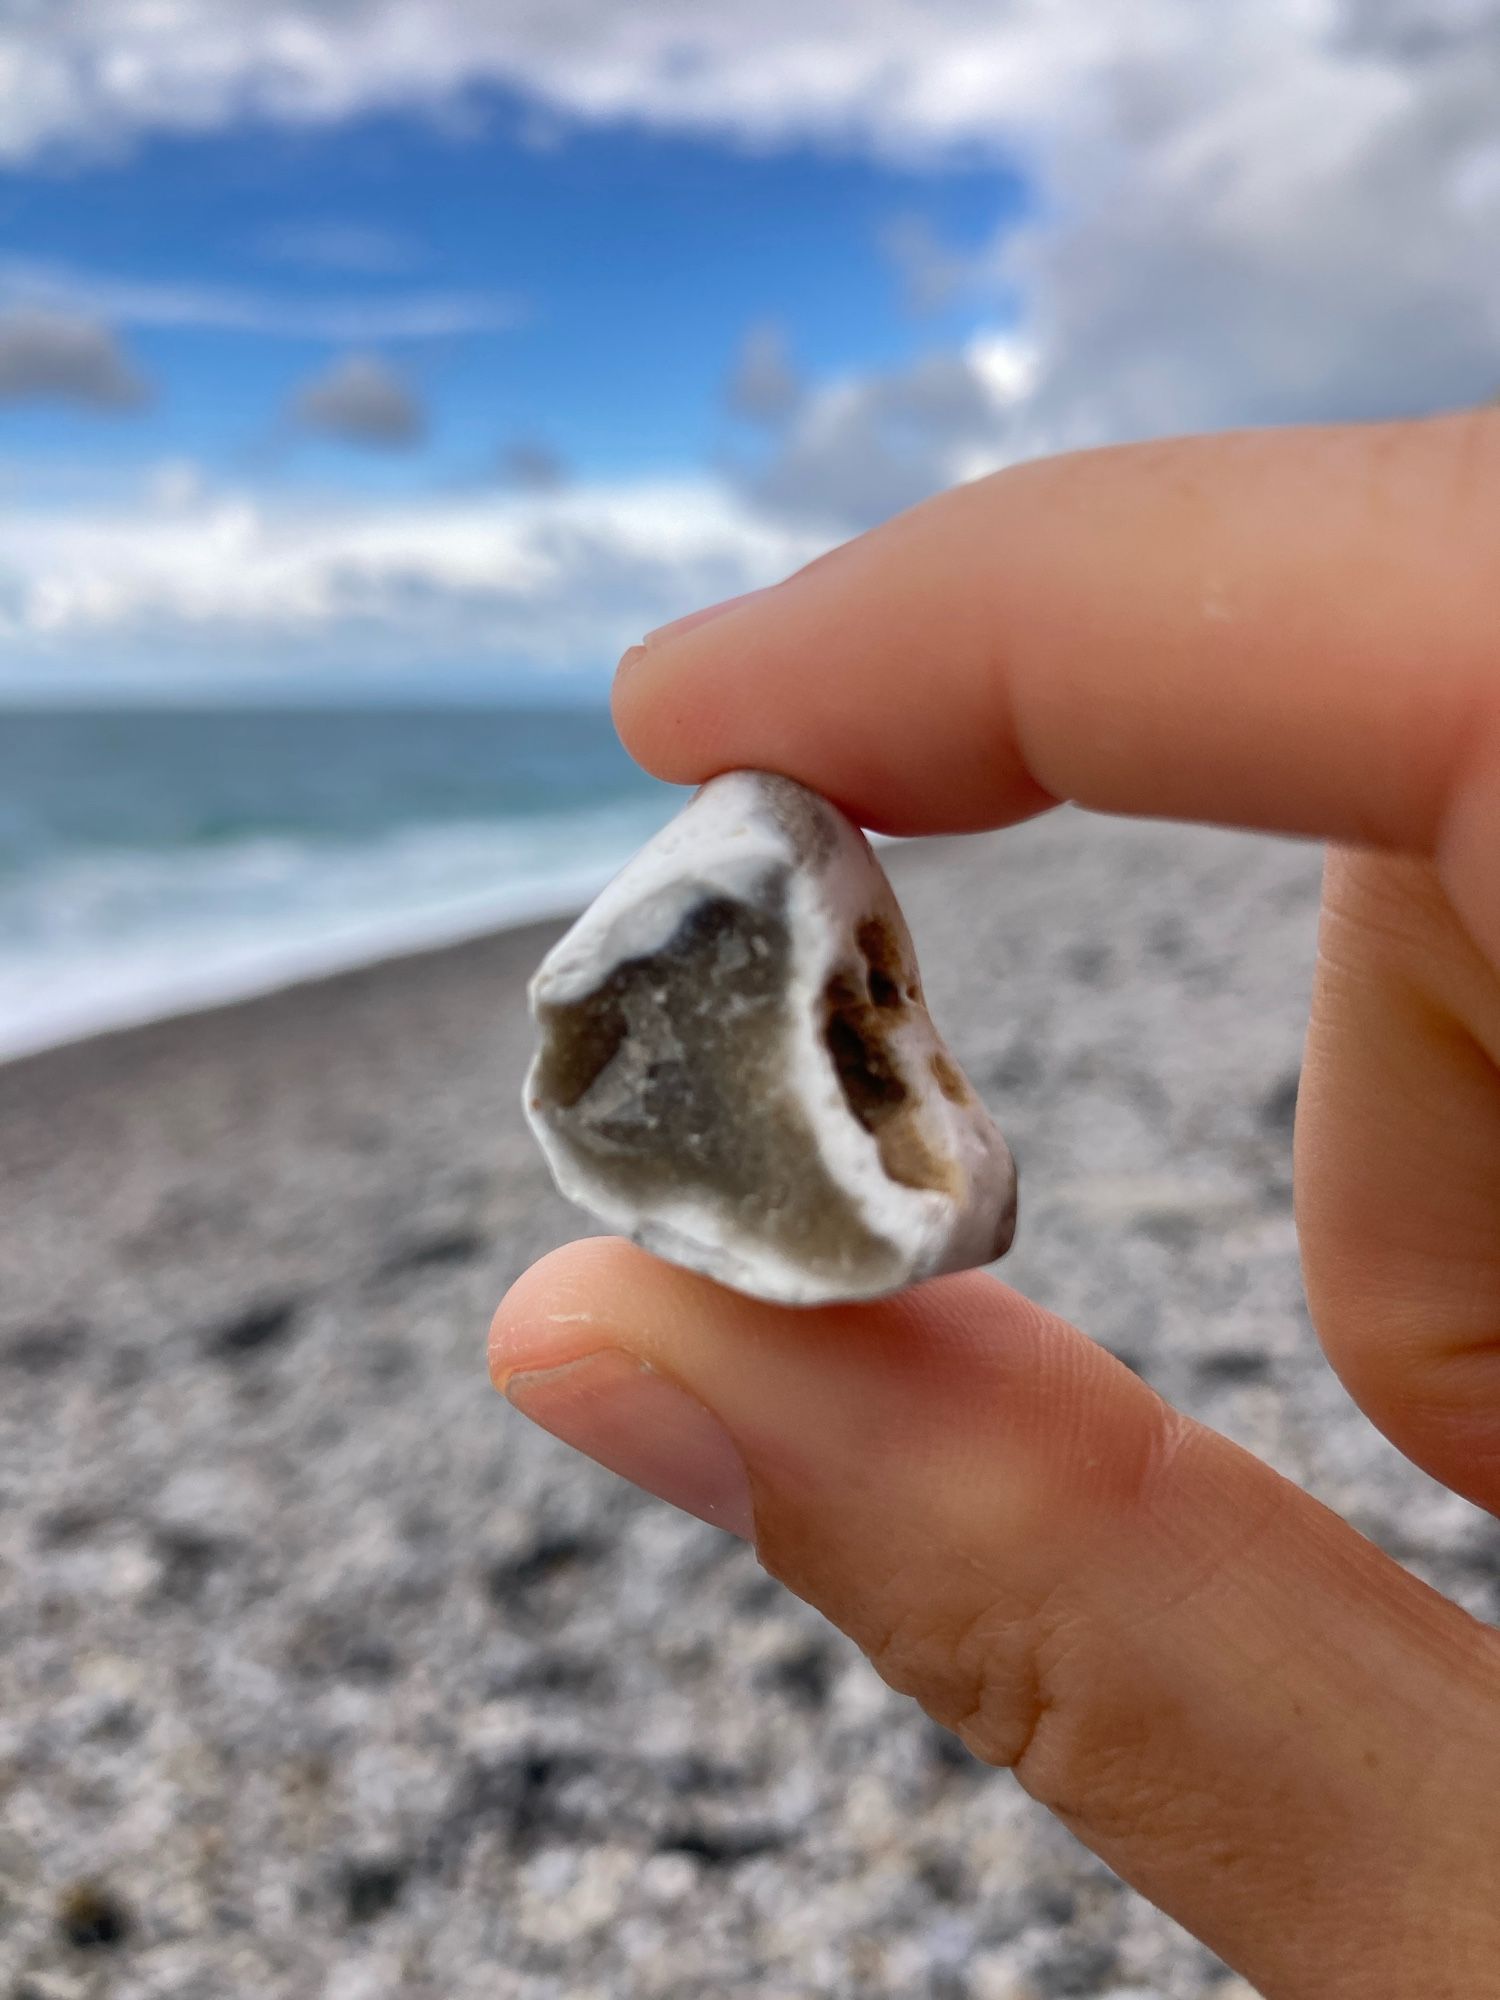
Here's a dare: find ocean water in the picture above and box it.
[0,705,680,1060]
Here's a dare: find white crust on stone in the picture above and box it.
[524,770,1017,1306]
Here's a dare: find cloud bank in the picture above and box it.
[0,4,1173,163]
[0,476,819,691]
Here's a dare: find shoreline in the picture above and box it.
[0,699,676,1069]
[0,876,599,1072]
[0,899,574,1090]
[2,825,905,1071]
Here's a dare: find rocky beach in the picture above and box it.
[4,809,1495,2000]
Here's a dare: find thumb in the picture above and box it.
[491,1238,1500,2000]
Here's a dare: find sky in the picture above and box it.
[0,0,1496,701]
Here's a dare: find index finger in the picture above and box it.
[614,416,1500,949]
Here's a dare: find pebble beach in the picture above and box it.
[4,808,1495,2000]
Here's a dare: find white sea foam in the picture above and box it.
[0,796,673,1062]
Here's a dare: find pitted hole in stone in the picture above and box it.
[856,916,908,1011]
[824,973,909,1123]
[822,970,962,1199]
[536,891,902,1289]
[866,964,902,1009]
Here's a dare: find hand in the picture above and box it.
[491,415,1500,2000]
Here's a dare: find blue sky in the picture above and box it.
[0,4,1494,700]
[0,103,1024,492]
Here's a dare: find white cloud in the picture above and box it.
[0,5,1134,164]
[292,353,426,450]
[0,3,1489,176]
[0,256,523,342]
[145,459,211,512]
[0,308,150,412]
[0,474,821,690]
[255,220,421,275]
[993,9,1500,444]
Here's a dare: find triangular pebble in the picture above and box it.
[525,770,1017,1305]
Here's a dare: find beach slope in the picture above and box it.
[2,813,1491,1999]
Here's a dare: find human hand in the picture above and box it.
[491,416,1500,1999]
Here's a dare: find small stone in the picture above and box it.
[968,1952,1042,2000]
[14,1975,89,2000]
[340,1856,407,1925]
[57,1879,132,1949]
[526,771,1017,1305]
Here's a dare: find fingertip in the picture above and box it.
[615,421,1499,849]
[488,1236,647,1389]
[610,622,730,790]
[608,498,1053,830]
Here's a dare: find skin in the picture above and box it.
[492,414,1500,1999]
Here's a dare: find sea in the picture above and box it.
[0,704,681,1062]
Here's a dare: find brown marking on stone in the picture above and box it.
[824,975,907,1119]
[929,1051,970,1104]
[822,969,961,1198]
[880,1122,963,1200]
[856,915,909,1010]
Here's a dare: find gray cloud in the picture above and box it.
[998,11,1500,449]
[293,354,427,449]
[725,322,803,427]
[746,344,1022,530]
[0,309,150,412]
[497,437,569,490]
[880,215,971,316]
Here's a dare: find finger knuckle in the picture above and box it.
[862,1402,1203,1784]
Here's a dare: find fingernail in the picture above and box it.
[503,1349,756,1540]
[643,586,774,650]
